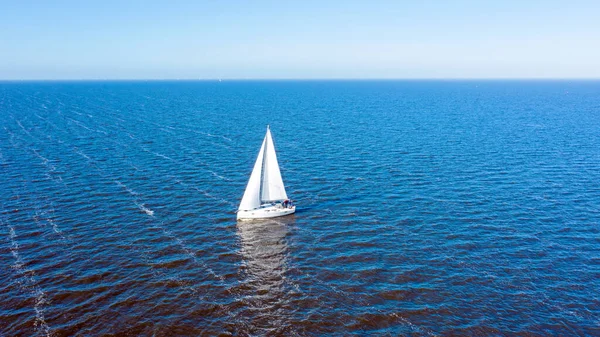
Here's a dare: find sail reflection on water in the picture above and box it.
[236,218,295,335]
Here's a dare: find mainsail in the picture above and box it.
[238,126,288,211]
[261,127,288,202]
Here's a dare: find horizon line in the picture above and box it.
[2,77,600,82]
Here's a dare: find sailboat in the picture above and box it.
[237,126,296,220]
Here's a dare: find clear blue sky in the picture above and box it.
[1,0,599,79]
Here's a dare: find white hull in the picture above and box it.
[237,205,296,220]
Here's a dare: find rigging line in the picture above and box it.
[259,131,268,204]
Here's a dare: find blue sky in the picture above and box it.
[1,0,599,79]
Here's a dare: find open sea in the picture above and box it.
[1,80,599,336]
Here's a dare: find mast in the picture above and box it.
[259,125,269,204]
[261,125,288,203]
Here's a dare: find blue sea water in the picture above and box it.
[0,80,599,336]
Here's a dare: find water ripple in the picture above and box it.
[1,80,600,336]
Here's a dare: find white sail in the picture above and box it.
[238,136,266,211]
[261,127,288,202]
[237,126,295,220]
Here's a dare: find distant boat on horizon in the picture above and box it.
[237,126,295,220]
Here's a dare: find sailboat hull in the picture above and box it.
[237,205,296,220]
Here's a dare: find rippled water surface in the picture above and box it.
[1,80,599,336]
